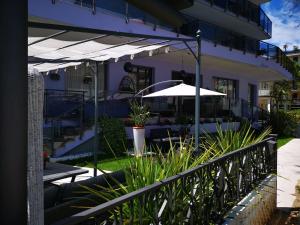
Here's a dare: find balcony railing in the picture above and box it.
[70,0,170,29]
[258,89,271,96]
[53,137,277,225]
[59,0,271,36]
[182,19,297,80]
[199,0,272,36]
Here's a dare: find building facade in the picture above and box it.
[258,48,300,111]
[28,0,295,156]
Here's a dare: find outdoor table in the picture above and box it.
[152,136,182,152]
[43,162,88,183]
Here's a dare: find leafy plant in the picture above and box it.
[175,114,193,124]
[269,110,297,137]
[99,116,127,155]
[270,80,291,111]
[129,100,150,127]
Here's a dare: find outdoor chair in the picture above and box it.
[44,170,125,224]
[149,128,180,152]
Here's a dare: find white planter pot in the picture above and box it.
[133,127,145,156]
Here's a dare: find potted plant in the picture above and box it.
[129,101,150,156]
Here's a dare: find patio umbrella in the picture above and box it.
[142,83,226,97]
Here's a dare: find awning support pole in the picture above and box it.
[93,61,99,177]
[195,30,201,152]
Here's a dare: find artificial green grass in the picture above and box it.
[277,137,293,148]
[77,156,132,172]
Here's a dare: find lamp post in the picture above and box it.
[195,30,201,152]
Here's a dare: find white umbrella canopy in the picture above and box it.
[142,83,226,98]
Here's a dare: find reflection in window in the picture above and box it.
[213,77,238,99]
[119,63,154,94]
[172,71,202,87]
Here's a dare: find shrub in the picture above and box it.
[269,110,298,137]
[99,116,127,155]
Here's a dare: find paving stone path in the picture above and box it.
[277,138,300,208]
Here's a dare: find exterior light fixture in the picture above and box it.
[49,72,60,81]
[149,50,153,56]
[115,57,119,62]
[130,54,135,60]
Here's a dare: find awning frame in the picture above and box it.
[28,21,202,174]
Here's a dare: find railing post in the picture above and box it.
[267,139,277,173]
[266,43,269,60]
[92,0,96,15]
[268,134,278,142]
[195,30,201,152]
[225,0,228,12]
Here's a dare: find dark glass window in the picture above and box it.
[172,71,202,87]
[213,77,238,99]
[248,84,256,106]
[120,63,154,94]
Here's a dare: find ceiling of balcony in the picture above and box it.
[181,0,270,40]
[248,0,270,5]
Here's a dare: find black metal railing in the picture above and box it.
[200,0,272,36]
[53,137,277,225]
[181,18,296,79]
[71,0,170,29]
[44,89,85,120]
[68,0,271,35]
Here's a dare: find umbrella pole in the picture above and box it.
[195,30,201,152]
[93,61,99,177]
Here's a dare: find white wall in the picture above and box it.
[29,0,292,82]
[43,70,65,90]
[108,56,259,101]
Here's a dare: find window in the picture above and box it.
[260,81,270,90]
[65,63,106,99]
[248,84,256,106]
[172,71,202,87]
[213,77,238,99]
[119,63,154,94]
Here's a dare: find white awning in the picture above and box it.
[28,37,165,72]
[142,83,226,97]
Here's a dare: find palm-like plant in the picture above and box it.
[79,124,271,224]
[270,80,291,111]
[200,123,271,159]
[129,100,150,127]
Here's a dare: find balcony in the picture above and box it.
[181,0,272,40]
[259,89,271,96]
[60,0,271,39]
[182,19,296,80]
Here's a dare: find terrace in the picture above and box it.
[25,21,296,225]
[1,3,299,225]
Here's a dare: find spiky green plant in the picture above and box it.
[200,123,271,159]
[79,124,271,223]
